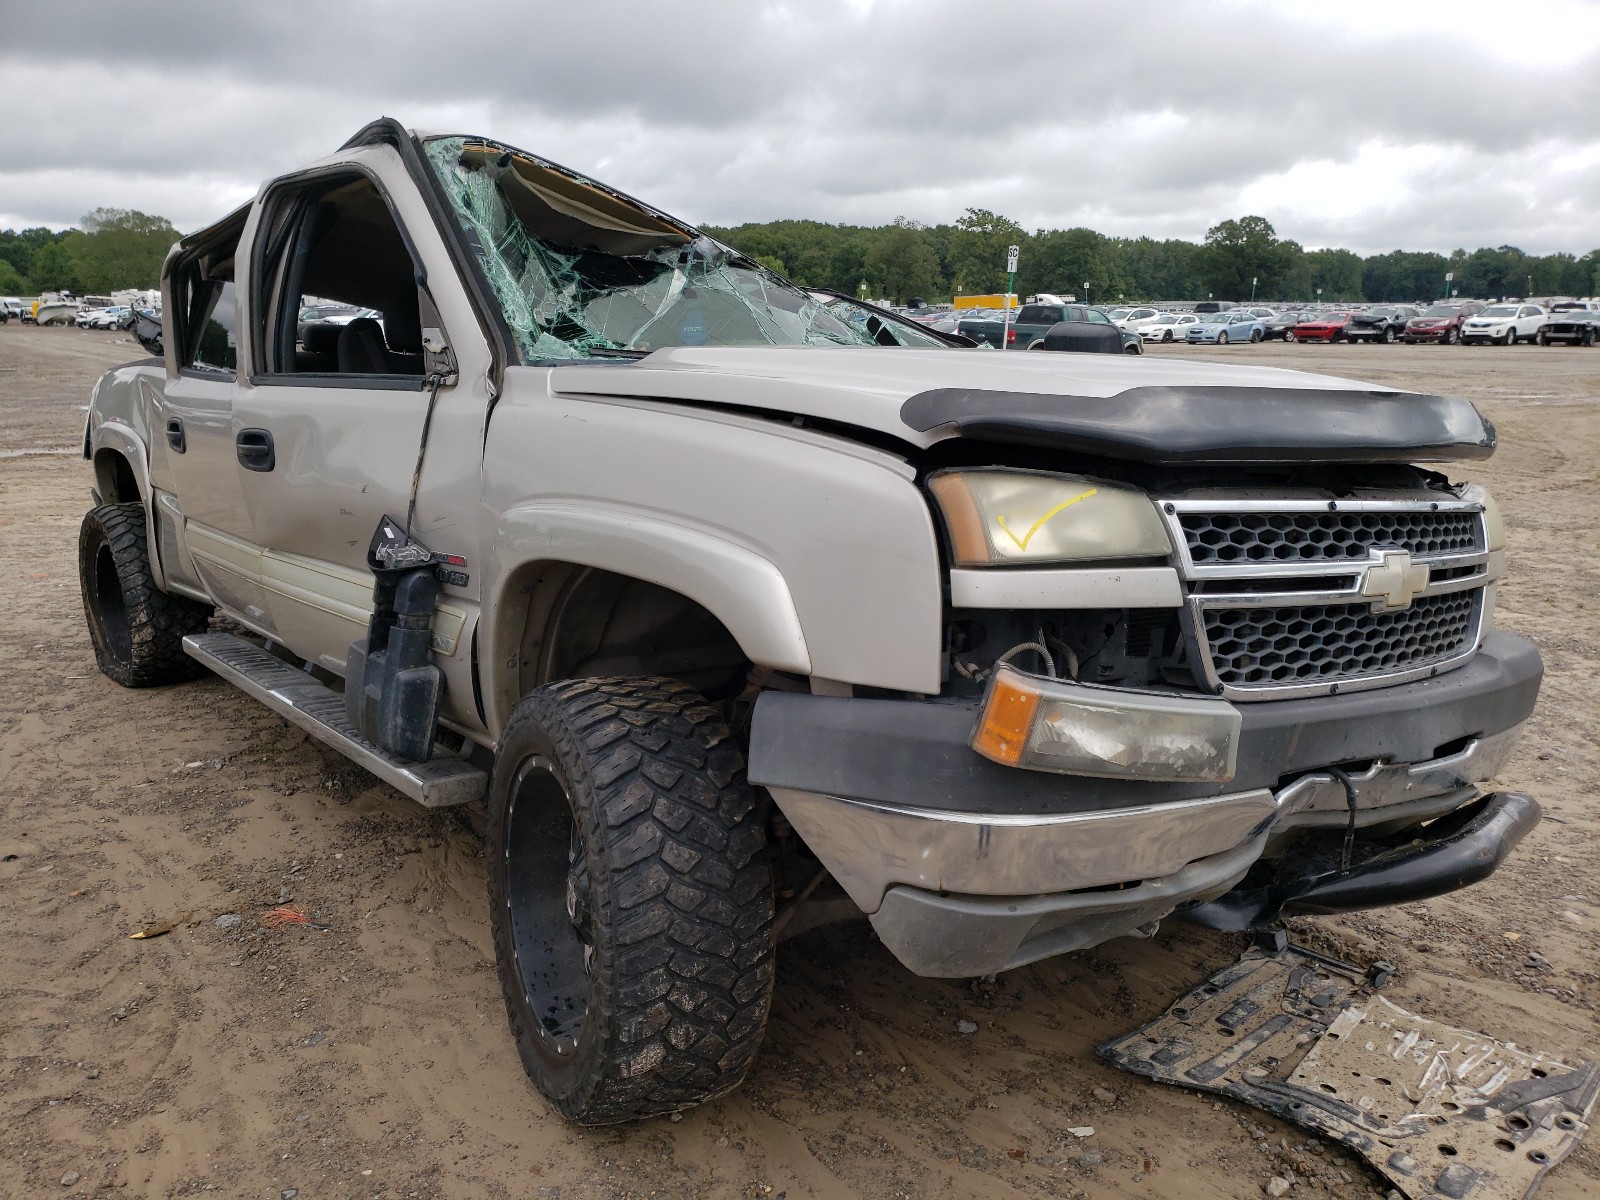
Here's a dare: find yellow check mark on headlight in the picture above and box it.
[996,488,1098,550]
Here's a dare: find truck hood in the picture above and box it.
[543,345,1495,464]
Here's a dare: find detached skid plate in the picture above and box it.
[1099,945,1597,1200]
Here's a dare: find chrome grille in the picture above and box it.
[1202,590,1480,689]
[1163,498,1495,700]
[1180,509,1483,565]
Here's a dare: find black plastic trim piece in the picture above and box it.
[245,373,426,392]
[1180,790,1541,929]
[899,385,1496,464]
[746,631,1541,816]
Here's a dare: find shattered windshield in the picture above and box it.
[423,136,884,360]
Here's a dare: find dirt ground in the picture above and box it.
[0,325,1596,1200]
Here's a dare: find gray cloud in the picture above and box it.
[1,0,1597,255]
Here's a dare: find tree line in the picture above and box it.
[702,210,1600,306]
[0,209,178,296]
[5,205,1596,308]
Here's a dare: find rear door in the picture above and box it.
[156,213,281,631]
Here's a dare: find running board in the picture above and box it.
[182,632,486,808]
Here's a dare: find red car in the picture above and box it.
[1288,311,1353,343]
[1401,301,1485,344]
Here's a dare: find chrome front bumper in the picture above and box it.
[768,724,1522,915]
[768,725,1524,976]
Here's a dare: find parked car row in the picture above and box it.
[1118,298,1600,349]
[76,305,134,329]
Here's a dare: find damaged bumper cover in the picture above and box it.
[748,631,1541,977]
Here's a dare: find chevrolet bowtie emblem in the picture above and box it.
[1360,549,1430,610]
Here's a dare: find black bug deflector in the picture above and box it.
[1100,942,1598,1200]
[899,385,1496,463]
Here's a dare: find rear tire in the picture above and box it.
[487,676,774,1125]
[78,502,212,687]
[1250,328,1263,343]
[1284,330,1296,343]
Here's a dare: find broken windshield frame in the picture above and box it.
[422,135,910,362]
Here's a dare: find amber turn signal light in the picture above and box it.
[970,672,1042,766]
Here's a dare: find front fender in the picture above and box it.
[492,501,812,671]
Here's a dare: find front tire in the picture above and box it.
[1444,327,1459,345]
[1217,330,1229,345]
[487,676,775,1125]
[1382,326,1396,344]
[78,502,212,687]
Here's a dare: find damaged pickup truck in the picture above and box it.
[79,119,1542,1124]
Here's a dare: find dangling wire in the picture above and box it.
[1328,767,1361,875]
[404,371,445,536]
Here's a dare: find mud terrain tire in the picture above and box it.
[488,676,774,1124]
[78,502,212,687]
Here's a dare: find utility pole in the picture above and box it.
[1251,276,1258,302]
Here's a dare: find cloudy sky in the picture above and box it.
[4,0,1599,255]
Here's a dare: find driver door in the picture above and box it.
[230,156,490,730]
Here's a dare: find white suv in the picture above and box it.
[1462,304,1546,345]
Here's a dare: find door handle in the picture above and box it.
[236,427,275,472]
[165,417,186,454]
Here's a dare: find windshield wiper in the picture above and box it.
[586,346,651,359]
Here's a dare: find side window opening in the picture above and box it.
[258,173,424,379]
[174,215,246,376]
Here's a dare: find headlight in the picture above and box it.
[972,665,1240,781]
[928,469,1171,566]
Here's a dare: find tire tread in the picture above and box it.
[78,502,211,687]
[490,676,774,1124]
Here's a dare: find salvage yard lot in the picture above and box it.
[1,326,1596,1200]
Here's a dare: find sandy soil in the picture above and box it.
[1,325,1596,1200]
